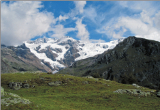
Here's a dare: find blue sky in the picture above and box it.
[1,1,160,46]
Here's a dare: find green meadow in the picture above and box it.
[1,72,160,110]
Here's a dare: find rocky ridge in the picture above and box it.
[1,36,124,73]
[59,36,160,90]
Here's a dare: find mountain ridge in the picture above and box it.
[1,36,124,73]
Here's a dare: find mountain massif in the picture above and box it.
[59,36,160,90]
[1,36,123,73]
[2,36,160,89]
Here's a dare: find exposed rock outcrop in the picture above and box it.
[48,81,62,86]
[1,91,31,106]
[8,82,31,90]
[113,89,151,97]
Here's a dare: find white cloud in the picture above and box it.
[97,12,160,41]
[75,18,90,41]
[50,24,76,38]
[154,11,160,30]
[74,1,86,14]
[1,1,55,46]
[97,1,160,42]
[140,10,153,26]
[119,1,160,17]
[96,18,126,40]
[58,15,69,21]
[83,6,97,23]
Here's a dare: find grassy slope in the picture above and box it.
[1,72,160,110]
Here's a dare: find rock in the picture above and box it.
[24,80,27,83]
[39,77,45,81]
[143,92,150,96]
[8,93,20,98]
[1,87,5,97]
[22,83,30,88]
[85,76,94,78]
[1,91,31,106]
[8,82,30,90]
[82,81,89,84]
[8,82,21,90]
[157,91,160,97]
[113,89,151,97]
[48,81,62,86]
[1,97,31,106]
[132,83,140,88]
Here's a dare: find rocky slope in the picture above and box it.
[1,44,52,73]
[1,36,124,73]
[59,36,160,89]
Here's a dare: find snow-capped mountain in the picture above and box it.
[24,36,124,72]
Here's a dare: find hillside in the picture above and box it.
[59,36,160,90]
[1,72,160,110]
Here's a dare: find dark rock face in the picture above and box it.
[95,37,160,89]
[52,48,62,53]
[61,36,160,89]
[36,46,58,61]
[63,47,80,66]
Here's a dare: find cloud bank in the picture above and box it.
[96,1,160,41]
[1,1,160,46]
[1,1,55,46]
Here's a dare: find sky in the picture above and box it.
[1,1,160,46]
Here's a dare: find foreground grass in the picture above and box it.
[1,72,160,110]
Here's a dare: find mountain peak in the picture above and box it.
[23,36,124,72]
[63,36,160,89]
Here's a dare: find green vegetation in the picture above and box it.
[1,72,160,110]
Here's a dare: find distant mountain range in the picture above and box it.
[59,36,160,90]
[1,36,124,73]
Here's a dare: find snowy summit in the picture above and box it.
[24,36,124,72]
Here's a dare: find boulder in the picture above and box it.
[113,89,151,96]
[82,81,89,84]
[85,76,94,78]
[157,91,160,97]
[48,81,62,86]
[22,83,30,88]
[8,82,21,90]
[1,96,31,106]
[8,82,29,90]
[132,83,140,88]
[32,85,35,88]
